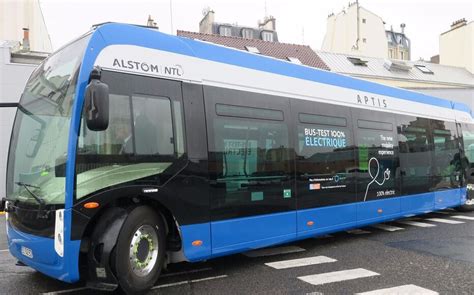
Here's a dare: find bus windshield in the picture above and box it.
[6,35,90,205]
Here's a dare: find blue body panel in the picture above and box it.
[211,211,297,257]
[7,217,81,282]
[181,188,465,262]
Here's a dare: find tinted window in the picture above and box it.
[296,121,356,208]
[431,120,462,190]
[461,123,474,182]
[299,113,347,127]
[397,116,432,194]
[355,126,399,201]
[210,116,293,219]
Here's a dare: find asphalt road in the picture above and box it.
[1,209,473,294]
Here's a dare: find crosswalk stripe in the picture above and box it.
[425,218,465,224]
[265,256,337,269]
[298,268,379,285]
[357,284,438,295]
[397,220,436,228]
[346,229,371,235]
[371,224,404,232]
[451,215,474,221]
[243,246,305,257]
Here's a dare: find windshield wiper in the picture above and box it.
[15,182,49,219]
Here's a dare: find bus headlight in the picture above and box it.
[54,209,64,257]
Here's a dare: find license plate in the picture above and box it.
[21,246,33,259]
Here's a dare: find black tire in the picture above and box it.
[114,206,166,294]
[455,203,474,212]
[456,188,474,212]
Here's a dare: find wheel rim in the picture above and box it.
[129,224,159,277]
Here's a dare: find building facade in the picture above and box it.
[199,10,279,42]
[439,19,473,74]
[322,2,410,60]
[0,0,52,52]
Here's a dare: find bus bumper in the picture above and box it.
[6,217,81,283]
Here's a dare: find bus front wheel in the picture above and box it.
[114,206,166,294]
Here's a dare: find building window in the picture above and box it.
[362,38,367,43]
[261,31,274,42]
[400,51,404,60]
[414,64,434,74]
[388,49,393,59]
[287,57,302,65]
[245,46,260,54]
[347,56,368,66]
[219,26,232,36]
[242,28,253,39]
[362,18,366,24]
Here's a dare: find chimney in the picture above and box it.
[22,28,30,51]
[146,15,158,28]
[451,18,467,30]
[259,16,276,31]
[400,23,406,34]
[199,8,215,34]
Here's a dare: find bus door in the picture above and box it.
[291,99,357,236]
[204,86,296,255]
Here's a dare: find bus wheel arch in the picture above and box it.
[80,196,182,291]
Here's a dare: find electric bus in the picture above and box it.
[2,23,473,294]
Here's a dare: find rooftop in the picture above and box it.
[177,30,330,71]
[317,51,474,87]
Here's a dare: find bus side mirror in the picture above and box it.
[84,68,109,131]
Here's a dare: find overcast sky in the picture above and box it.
[40,0,472,60]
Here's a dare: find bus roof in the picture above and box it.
[90,23,472,118]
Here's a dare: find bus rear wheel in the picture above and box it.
[114,206,166,294]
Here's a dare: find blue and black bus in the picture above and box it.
[2,23,474,293]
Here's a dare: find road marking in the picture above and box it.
[40,287,89,295]
[298,268,379,286]
[152,275,228,289]
[425,218,464,224]
[346,229,371,235]
[265,255,337,269]
[0,249,9,252]
[397,220,436,228]
[161,267,213,278]
[451,215,474,221]
[243,246,305,257]
[371,224,404,232]
[357,284,438,295]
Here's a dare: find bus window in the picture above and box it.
[431,120,461,190]
[132,95,174,156]
[76,93,181,200]
[355,119,399,201]
[209,107,292,220]
[461,123,474,178]
[296,113,356,208]
[397,116,432,195]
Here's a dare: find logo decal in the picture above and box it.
[112,58,183,77]
[364,157,391,201]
